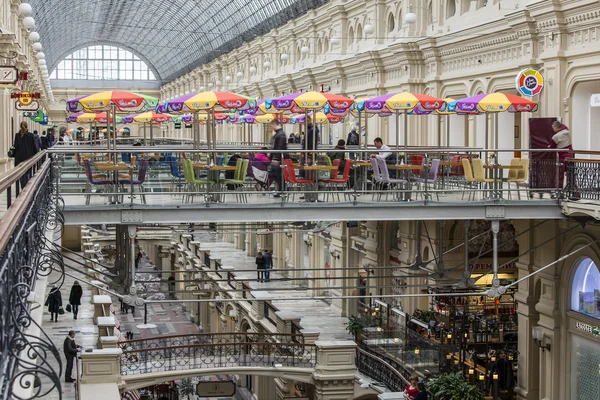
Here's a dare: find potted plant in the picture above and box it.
[179,378,195,400]
[426,372,483,400]
[345,315,366,342]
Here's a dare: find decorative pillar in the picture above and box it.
[312,341,357,400]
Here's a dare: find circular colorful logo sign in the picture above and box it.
[516,68,544,96]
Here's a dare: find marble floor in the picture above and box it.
[39,256,98,400]
[193,231,351,341]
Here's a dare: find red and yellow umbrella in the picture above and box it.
[158,91,256,113]
[68,91,159,112]
[455,93,538,113]
[271,91,354,111]
[76,112,122,123]
[364,92,445,113]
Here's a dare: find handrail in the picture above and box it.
[121,341,313,354]
[0,156,50,252]
[118,331,305,345]
[357,347,410,387]
[0,151,47,193]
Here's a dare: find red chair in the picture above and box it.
[320,159,353,202]
[410,155,424,175]
[283,159,314,201]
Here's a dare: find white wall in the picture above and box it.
[571,80,600,154]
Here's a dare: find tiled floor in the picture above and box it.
[193,231,351,341]
[39,256,98,400]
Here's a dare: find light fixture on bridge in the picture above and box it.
[364,22,375,35]
[263,61,272,69]
[236,71,243,78]
[330,35,340,46]
[280,53,289,61]
[29,31,40,42]
[228,309,237,322]
[32,42,42,52]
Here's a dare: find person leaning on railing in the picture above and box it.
[548,121,574,186]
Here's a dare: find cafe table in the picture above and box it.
[295,164,338,202]
[484,164,523,198]
[94,162,133,203]
[193,164,237,202]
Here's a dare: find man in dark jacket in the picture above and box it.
[69,281,83,320]
[13,121,38,188]
[63,330,80,383]
[269,119,287,196]
[346,125,360,160]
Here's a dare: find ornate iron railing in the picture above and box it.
[356,347,410,392]
[565,159,600,201]
[0,153,66,400]
[118,332,314,376]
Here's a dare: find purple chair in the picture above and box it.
[415,159,441,200]
[119,159,149,204]
[83,159,114,205]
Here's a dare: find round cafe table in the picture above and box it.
[296,164,338,202]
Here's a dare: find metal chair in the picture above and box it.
[376,158,407,201]
[119,159,149,204]
[82,159,113,205]
[415,159,441,200]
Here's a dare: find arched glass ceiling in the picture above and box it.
[50,45,156,80]
[28,0,330,83]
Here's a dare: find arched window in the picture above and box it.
[357,24,363,42]
[348,27,355,45]
[50,45,156,80]
[427,1,434,25]
[446,0,457,18]
[571,257,600,319]
[324,38,330,52]
[387,12,395,33]
[317,39,323,55]
[296,46,301,62]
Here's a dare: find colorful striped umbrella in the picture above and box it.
[455,93,538,113]
[241,114,291,124]
[271,91,354,111]
[456,93,537,155]
[76,112,122,124]
[292,112,343,124]
[129,111,172,124]
[67,91,158,112]
[364,92,445,113]
[157,91,256,113]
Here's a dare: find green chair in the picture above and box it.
[182,159,209,203]
[223,159,249,203]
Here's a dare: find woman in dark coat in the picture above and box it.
[13,121,38,188]
[45,285,62,322]
[69,281,83,320]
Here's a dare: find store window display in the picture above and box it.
[570,257,600,319]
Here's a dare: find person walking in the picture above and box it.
[40,130,49,150]
[269,119,287,197]
[255,252,266,282]
[346,124,360,159]
[68,281,83,320]
[63,330,80,383]
[12,121,38,187]
[45,285,62,322]
[32,130,41,153]
[263,250,272,282]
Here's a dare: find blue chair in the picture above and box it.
[168,156,185,192]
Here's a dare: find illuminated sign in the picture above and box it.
[575,321,600,337]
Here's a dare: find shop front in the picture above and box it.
[566,257,600,399]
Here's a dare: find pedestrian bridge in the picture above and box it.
[79,333,364,400]
[48,146,600,223]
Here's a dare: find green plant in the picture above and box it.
[179,378,195,400]
[426,372,483,400]
[345,315,366,342]
[414,308,437,323]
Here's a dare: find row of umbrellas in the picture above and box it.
[65,90,538,159]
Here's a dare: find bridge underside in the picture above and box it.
[120,366,315,392]
[63,201,565,225]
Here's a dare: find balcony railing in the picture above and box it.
[0,151,65,399]
[565,158,600,201]
[356,347,410,392]
[118,332,313,376]
[50,146,585,209]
